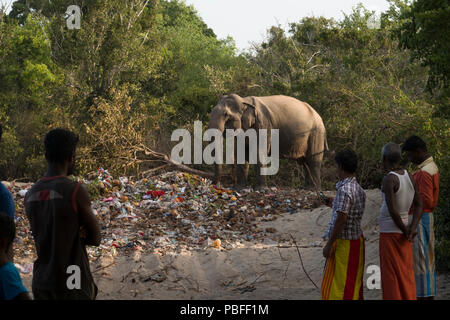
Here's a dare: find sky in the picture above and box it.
[184,0,391,51]
[1,0,391,50]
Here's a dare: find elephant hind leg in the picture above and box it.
[305,131,325,190]
[304,159,321,190]
[232,162,237,185]
[295,157,308,188]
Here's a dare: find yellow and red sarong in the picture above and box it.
[379,233,416,300]
[321,236,365,300]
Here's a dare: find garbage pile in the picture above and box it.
[7,168,322,264]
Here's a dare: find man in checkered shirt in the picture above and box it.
[321,149,366,300]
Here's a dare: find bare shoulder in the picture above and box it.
[382,173,398,188]
[76,183,91,203]
[382,173,394,183]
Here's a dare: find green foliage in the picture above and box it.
[389,0,450,119]
[149,0,241,124]
[0,127,23,177]
[7,0,31,25]
[435,155,450,271]
[0,13,65,179]
[392,0,450,90]
[79,85,149,176]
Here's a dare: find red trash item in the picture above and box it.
[145,190,165,198]
[212,185,224,192]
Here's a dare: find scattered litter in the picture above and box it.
[213,239,221,250]
[18,189,28,197]
[265,227,277,233]
[7,168,322,263]
[14,263,33,274]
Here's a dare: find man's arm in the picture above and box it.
[322,196,334,208]
[323,191,351,258]
[407,173,423,241]
[323,211,347,258]
[382,175,408,237]
[416,171,434,211]
[76,184,101,246]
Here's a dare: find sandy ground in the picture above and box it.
[20,189,450,300]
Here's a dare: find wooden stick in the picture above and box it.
[93,261,117,273]
[288,233,319,290]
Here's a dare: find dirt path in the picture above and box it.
[20,189,450,299]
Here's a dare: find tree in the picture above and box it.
[392,0,450,91]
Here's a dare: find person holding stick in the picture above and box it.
[321,149,366,300]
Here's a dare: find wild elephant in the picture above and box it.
[208,94,328,189]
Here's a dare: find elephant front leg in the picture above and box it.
[232,162,237,185]
[236,161,249,189]
[214,163,222,186]
[255,133,270,190]
[255,162,266,190]
[233,139,249,190]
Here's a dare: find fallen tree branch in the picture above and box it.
[140,164,170,177]
[277,245,291,282]
[138,143,215,179]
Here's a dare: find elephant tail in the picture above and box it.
[324,134,329,152]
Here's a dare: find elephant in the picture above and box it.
[208,94,328,190]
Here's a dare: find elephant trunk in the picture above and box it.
[208,117,225,133]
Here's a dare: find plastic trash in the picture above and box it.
[18,189,28,197]
[7,169,322,261]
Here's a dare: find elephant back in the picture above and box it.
[253,95,325,159]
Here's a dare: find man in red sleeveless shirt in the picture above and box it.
[25,128,101,299]
[402,135,439,300]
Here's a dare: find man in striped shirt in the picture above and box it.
[321,149,366,300]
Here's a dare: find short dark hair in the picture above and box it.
[44,128,79,164]
[335,149,358,173]
[382,142,402,163]
[0,212,15,251]
[402,135,427,152]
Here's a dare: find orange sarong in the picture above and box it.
[321,236,365,300]
[379,233,416,300]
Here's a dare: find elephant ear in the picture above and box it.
[242,97,272,129]
[241,106,256,130]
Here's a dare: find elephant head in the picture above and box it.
[208,94,248,132]
[208,94,255,184]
